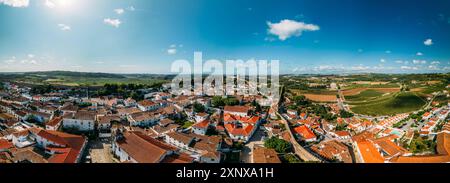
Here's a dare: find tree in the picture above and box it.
[335,123,347,131]
[224,98,239,106]
[293,95,307,105]
[212,96,225,107]
[287,105,298,110]
[193,102,206,113]
[340,110,354,118]
[264,136,292,153]
[283,154,302,163]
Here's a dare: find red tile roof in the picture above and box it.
[117,131,176,163]
[252,147,281,163]
[0,139,13,150]
[224,123,254,137]
[224,106,250,114]
[223,113,260,124]
[36,130,86,163]
[293,125,316,140]
[138,100,157,107]
[46,117,63,127]
[356,140,384,163]
[161,153,194,163]
[192,120,210,129]
[335,131,351,137]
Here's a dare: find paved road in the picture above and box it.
[88,139,115,163]
[277,112,321,162]
[241,129,266,163]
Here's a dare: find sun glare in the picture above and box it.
[47,0,80,13]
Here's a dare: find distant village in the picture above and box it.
[0,80,449,163]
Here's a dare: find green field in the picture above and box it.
[1,71,171,87]
[345,90,384,101]
[351,92,427,116]
[342,83,400,90]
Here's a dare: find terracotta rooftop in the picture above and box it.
[36,130,86,163]
[161,153,194,163]
[293,125,316,140]
[0,139,13,150]
[252,147,281,163]
[311,140,352,163]
[166,132,195,145]
[224,106,250,114]
[192,120,210,129]
[116,131,176,163]
[356,140,384,163]
[46,117,63,127]
[138,100,157,107]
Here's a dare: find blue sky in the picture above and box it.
[0,0,450,74]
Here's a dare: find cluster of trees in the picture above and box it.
[193,102,206,113]
[77,102,92,108]
[264,136,292,153]
[409,135,436,153]
[410,111,426,121]
[335,123,348,131]
[289,95,337,121]
[339,110,354,118]
[211,96,240,107]
[30,84,54,95]
[293,95,311,106]
[312,104,336,121]
[282,154,302,163]
[251,100,262,113]
[96,83,149,100]
[0,82,5,90]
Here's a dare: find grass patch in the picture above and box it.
[181,121,194,129]
[351,92,426,116]
[345,90,384,101]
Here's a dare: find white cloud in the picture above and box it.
[395,60,404,64]
[114,8,125,15]
[58,24,71,31]
[416,52,423,56]
[401,66,418,70]
[28,54,34,58]
[167,44,183,55]
[0,0,29,8]
[267,19,319,41]
[413,60,427,64]
[428,65,439,70]
[430,61,440,65]
[45,0,55,8]
[3,58,16,64]
[21,59,37,65]
[380,59,386,63]
[424,39,433,46]
[103,18,121,28]
[167,48,177,55]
